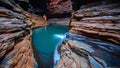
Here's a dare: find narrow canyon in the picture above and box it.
[0,0,120,68]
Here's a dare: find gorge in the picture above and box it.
[0,0,120,68]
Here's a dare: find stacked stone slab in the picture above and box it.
[70,1,120,45]
[0,0,47,67]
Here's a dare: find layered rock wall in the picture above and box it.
[55,33,120,68]
[0,0,47,67]
[55,1,120,68]
[47,0,73,14]
[70,0,120,45]
[0,7,36,68]
[55,33,105,68]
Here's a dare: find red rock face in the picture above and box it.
[47,0,73,14]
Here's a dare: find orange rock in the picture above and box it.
[43,15,47,21]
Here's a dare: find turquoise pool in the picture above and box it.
[32,24,69,68]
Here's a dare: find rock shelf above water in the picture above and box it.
[70,0,120,45]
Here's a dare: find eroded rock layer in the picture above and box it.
[55,33,120,68]
[47,0,73,14]
[0,0,48,67]
[69,0,120,45]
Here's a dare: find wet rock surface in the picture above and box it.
[55,33,120,68]
[69,0,120,45]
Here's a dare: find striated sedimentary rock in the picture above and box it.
[0,7,37,68]
[0,0,48,67]
[48,18,70,25]
[69,0,120,45]
[47,0,73,14]
[55,33,120,68]
[0,0,48,28]
[55,33,105,68]
[55,1,120,68]
[23,11,49,28]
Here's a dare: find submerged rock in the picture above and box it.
[69,0,120,45]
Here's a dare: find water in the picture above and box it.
[32,24,69,68]
[32,25,120,68]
